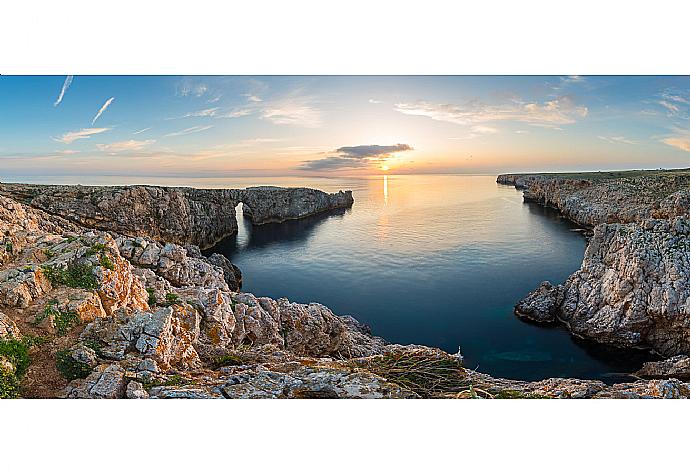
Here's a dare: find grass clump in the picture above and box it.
[146,288,157,306]
[85,243,107,256]
[40,301,80,336]
[99,253,115,270]
[356,350,469,398]
[212,354,244,368]
[0,336,44,398]
[161,292,180,306]
[493,389,548,399]
[142,374,188,390]
[42,262,98,289]
[5,242,13,254]
[55,349,93,381]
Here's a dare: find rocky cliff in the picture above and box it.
[0,183,354,250]
[501,170,690,359]
[2,186,688,398]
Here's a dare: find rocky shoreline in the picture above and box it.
[1,180,688,398]
[0,183,354,249]
[498,169,690,381]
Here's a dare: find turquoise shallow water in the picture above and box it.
[203,174,658,382]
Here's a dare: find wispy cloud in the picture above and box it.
[219,108,254,118]
[244,94,262,102]
[369,98,382,104]
[92,97,115,124]
[449,125,500,140]
[96,139,156,154]
[663,136,690,152]
[656,89,690,119]
[133,127,151,135]
[395,96,588,127]
[299,143,412,171]
[261,99,322,127]
[165,125,213,137]
[598,135,638,145]
[53,75,73,107]
[170,107,220,119]
[177,81,209,97]
[53,127,110,144]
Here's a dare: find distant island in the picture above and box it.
[1,175,688,399]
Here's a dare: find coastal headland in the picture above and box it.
[1,179,688,399]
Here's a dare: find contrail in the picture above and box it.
[53,75,73,107]
[92,97,115,124]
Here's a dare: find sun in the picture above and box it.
[381,164,390,172]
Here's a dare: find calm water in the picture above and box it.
[14,173,657,381]
[203,174,657,382]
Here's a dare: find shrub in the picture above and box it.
[85,243,107,256]
[0,336,43,398]
[212,354,243,368]
[55,349,93,381]
[161,292,180,306]
[42,263,98,289]
[99,253,115,270]
[146,288,157,306]
[41,302,79,336]
[355,350,469,398]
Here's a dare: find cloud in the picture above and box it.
[92,97,115,124]
[218,108,254,118]
[176,107,219,118]
[53,75,73,107]
[299,143,413,171]
[56,149,79,155]
[165,125,213,137]
[177,81,209,97]
[96,139,156,154]
[244,94,262,102]
[133,127,151,135]
[663,136,690,152]
[369,98,382,104]
[394,96,588,127]
[598,136,638,145]
[656,89,690,119]
[261,101,322,127]
[53,127,110,144]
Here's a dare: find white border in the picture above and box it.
[1,0,689,468]
[1,0,689,74]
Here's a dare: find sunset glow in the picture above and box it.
[1,75,690,180]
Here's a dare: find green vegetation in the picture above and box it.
[357,350,469,397]
[42,262,98,289]
[146,288,157,306]
[5,242,13,254]
[85,243,108,256]
[0,336,44,399]
[42,248,54,259]
[161,292,180,306]
[99,253,115,270]
[142,374,188,390]
[55,349,93,381]
[40,301,80,336]
[212,354,244,368]
[494,389,548,399]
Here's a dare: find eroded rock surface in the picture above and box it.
[0,183,354,249]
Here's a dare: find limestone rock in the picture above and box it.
[64,364,128,399]
[126,381,149,399]
[635,355,690,380]
[514,281,564,323]
[0,311,20,338]
[206,253,242,291]
[0,183,353,249]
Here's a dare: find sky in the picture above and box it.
[1,75,690,178]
